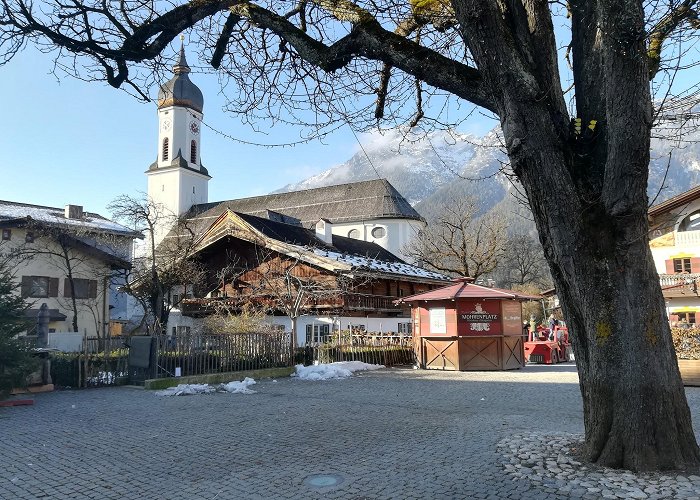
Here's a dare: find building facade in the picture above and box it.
[649,186,700,326]
[0,201,140,336]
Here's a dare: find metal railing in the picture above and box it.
[155,331,292,378]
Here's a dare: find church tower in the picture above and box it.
[146,43,210,245]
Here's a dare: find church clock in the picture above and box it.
[190,121,200,135]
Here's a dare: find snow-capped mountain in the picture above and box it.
[275,125,700,213]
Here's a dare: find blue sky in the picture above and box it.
[1,46,361,217]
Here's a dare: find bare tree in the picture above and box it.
[15,221,127,336]
[108,195,204,334]
[405,196,506,279]
[497,232,551,290]
[3,0,700,470]
[239,249,354,349]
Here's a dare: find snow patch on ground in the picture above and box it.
[221,377,257,394]
[155,377,257,396]
[293,362,384,381]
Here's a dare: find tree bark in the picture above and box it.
[502,106,700,471]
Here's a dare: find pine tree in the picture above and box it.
[0,266,36,395]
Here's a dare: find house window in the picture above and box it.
[398,322,412,334]
[305,324,330,343]
[25,231,34,243]
[191,140,197,164]
[64,278,97,299]
[371,226,386,238]
[172,294,180,306]
[162,137,169,161]
[677,312,696,325]
[28,276,49,297]
[1,229,10,240]
[674,258,692,274]
[348,229,360,239]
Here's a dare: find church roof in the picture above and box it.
[236,212,402,262]
[157,44,204,113]
[186,179,422,229]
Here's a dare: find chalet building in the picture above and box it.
[649,185,700,326]
[172,209,449,343]
[0,201,141,336]
[144,45,443,340]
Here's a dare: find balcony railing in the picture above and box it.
[674,230,700,247]
[659,273,700,287]
[345,294,399,311]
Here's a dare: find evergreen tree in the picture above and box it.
[0,266,35,395]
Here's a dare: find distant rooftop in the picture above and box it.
[187,178,422,228]
[0,200,141,237]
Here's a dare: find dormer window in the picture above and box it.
[190,140,197,164]
[162,137,169,161]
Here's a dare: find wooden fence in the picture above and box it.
[299,332,415,367]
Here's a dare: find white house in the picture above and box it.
[0,201,141,336]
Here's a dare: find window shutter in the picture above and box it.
[691,258,700,274]
[21,276,31,298]
[89,280,98,299]
[64,278,72,297]
[49,278,59,297]
[665,260,675,274]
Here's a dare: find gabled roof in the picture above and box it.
[397,279,541,303]
[649,185,700,219]
[189,209,448,283]
[186,179,422,229]
[0,200,141,238]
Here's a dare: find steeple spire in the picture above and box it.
[173,36,190,75]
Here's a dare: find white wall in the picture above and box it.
[166,311,412,346]
[3,227,113,336]
[331,218,425,262]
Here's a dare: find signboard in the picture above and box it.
[457,300,501,336]
[429,307,447,334]
[501,301,522,335]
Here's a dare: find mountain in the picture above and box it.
[275,126,700,217]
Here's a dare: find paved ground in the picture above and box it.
[2,363,700,500]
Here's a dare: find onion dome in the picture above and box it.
[157,44,204,113]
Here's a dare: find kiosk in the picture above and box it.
[397,278,539,371]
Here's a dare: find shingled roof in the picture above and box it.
[186,179,422,229]
[236,211,403,262]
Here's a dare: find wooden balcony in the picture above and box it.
[181,293,404,316]
[345,294,400,311]
[660,273,700,298]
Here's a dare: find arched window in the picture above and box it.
[190,140,197,164]
[162,138,169,161]
[679,210,700,232]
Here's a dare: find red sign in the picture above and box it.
[501,301,522,335]
[457,300,501,336]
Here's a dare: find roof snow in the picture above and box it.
[0,200,139,237]
[312,248,448,281]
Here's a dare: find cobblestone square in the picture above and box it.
[2,364,700,499]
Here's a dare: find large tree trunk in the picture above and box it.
[506,111,700,471]
[453,0,700,472]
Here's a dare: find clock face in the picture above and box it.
[162,119,171,131]
[190,121,200,135]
